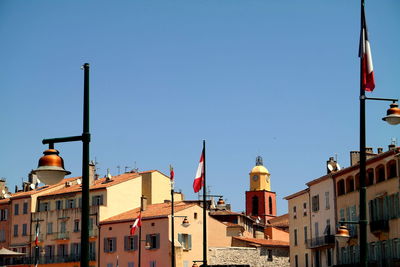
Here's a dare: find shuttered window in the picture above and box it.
[178,233,192,250]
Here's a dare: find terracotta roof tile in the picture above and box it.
[233,236,289,248]
[101,201,197,224]
[222,222,243,228]
[38,172,140,198]
[268,214,289,227]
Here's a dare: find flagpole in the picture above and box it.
[202,140,207,267]
[171,166,175,267]
[359,1,368,266]
[138,198,143,267]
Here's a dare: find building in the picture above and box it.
[284,188,311,267]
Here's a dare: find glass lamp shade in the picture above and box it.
[192,263,198,267]
[33,149,71,185]
[335,225,350,245]
[181,217,190,227]
[382,103,400,125]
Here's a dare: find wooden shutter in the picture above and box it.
[156,234,160,249]
[104,238,108,252]
[178,233,183,245]
[133,235,138,251]
[124,236,128,251]
[188,234,192,250]
[112,237,116,252]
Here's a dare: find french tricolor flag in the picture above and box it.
[193,148,205,193]
[359,4,375,92]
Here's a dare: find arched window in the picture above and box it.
[252,196,259,216]
[376,165,385,183]
[387,160,397,179]
[346,176,354,193]
[269,196,273,215]
[337,180,345,196]
[366,168,374,186]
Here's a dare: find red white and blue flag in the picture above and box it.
[193,148,205,193]
[359,4,375,92]
[130,212,141,236]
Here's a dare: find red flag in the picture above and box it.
[359,5,375,92]
[170,165,174,181]
[193,148,205,193]
[35,223,39,246]
[130,213,142,236]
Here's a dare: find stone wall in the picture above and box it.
[208,247,289,267]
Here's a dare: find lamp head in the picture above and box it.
[33,149,71,185]
[144,242,151,250]
[383,102,400,125]
[181,217,190,227]
[335,225,350,245]
[192,263,198,267]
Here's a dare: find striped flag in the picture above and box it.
[170,165,174,181]
[193,148,205,193]
[35,223,39,247]
[130,212,142,236]
[359,3,375,92]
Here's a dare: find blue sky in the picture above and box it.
[1,0,399,215]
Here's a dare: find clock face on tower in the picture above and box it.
[252,175,259,181]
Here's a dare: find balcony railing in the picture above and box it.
[89,228,98,237]
[54,231,69,240]
[306,235,335,249]
[370,220,389,233]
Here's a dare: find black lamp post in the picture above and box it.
[33,63,91,267]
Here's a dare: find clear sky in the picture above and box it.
[1,0,399,215]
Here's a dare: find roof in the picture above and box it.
[38,172,140,198]
[284,188,309,200]
[10,176,79,200]
[268,214,289,228]
[222,222,244,229]
[233,236,289,248]
[100,201,197,224]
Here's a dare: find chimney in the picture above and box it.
[327,157,337,174]
[141,195,147,211]
[350,151,360,166]
[377,147,383,154]
[389,144,396,151]
[89,161,96,185]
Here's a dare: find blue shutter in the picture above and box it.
[188,234,192,250]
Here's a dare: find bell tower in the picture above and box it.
[245,156,277,223]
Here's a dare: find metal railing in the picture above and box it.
[306,235,335,249]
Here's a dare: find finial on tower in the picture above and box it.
[255,156,263,166]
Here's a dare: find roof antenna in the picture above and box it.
[117,165,121,175]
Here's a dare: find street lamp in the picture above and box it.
[171,214,191,267]
[382,102,400,125]
[32,63,91,267]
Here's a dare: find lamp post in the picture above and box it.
[33,63,91,267]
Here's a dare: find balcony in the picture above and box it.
[306,235,335,249]
[369,220,389,233]
[54,231,69,240]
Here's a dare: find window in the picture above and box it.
[295,255,298,267]
[45,245,55,258]
[71,243,80,256]
[124,236,138,251]
[305,253,309,267]
[23,202,28,214]
[22,224,27,236]
[47,222,53,234]
[325,192,330,209]
[150,261,156,267]
[178,233,192,250]
[60,221,66,235]
[293,206,297,219]
[0,229,5,242]
[0,209,8,221]
[56,200,63,210]
[107,264,113,267]
[387,160,397,179]
[303,202,307,216]
[312,195,319,212]
[355,173,360,190]
[89,241,96,257]
[269,196,273,214]
[376,165,385,183]
[128,263,134,267]
[74,220,80,232]
[194,212,198,220]
[337,180,345,196]
[57,244,68,256]
[324,219,331,235]
[40,202,49,212]
[294,229,298,246]
[104,238,116,253]
[251,196,258,215]
[14,204,19,215]
[267,249,273,261]
[304,226,307,244]
[13,225,18,237]
[67,199,76,209]
[92,195,103,206]
[367,169,374,186]
[146,233,160,250]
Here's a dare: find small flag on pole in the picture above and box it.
[193,147,205,193]
[130,212,142,236]
[170,165,174,181]
[116,255,119,267]
[35,223,39,247]
[359,4,375,92]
